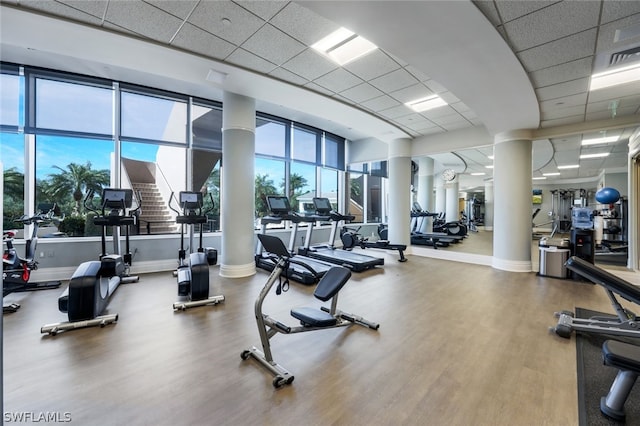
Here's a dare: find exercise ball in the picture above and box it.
[595,187,620,204]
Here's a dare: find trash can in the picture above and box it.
[539,246,570,278]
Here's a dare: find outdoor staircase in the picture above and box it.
[131,182,178,234]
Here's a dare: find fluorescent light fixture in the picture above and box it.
[470,172,486,176]
[590,62,640,91]
[557,164,579,169]
[532,177,547,180]
[485,165,493,169]
[312,28,377,66]
[580,152,610,159]
[543,172,561,176]
[405,95,448,112]
[487,155,494,160]
[581,136,619,145]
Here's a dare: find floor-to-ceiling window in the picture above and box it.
[1,67,25,231]
[1,63,346,240]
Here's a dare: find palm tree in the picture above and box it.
[3,168,24,199]
[255,174,277,217]
[283,173,308,212]
[46,162,109,215]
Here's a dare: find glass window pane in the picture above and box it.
[367,175,383,223]
[349,173,364,222]
[121,141,186,234]
[193,153,221,232]
[2,132,25,230]
[121,91,187,144]
[35,135,112,236]
[255,157,285,224]
[324,133,344,169]
[192,104,222,150]
[292,126,317,163]
[256,118,286,157]
[348,162,366,173]
[289,162,316,213]
[371,161,388,177]
[1,73,24,127]
[35,78,113,134]
[319,167,339,216]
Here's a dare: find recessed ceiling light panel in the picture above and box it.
[405,95,448,112]
[590,62,640,91]
[580,152,610,159]
[581,136,619,145]
[312,28,377,66]
[557,164,579,169]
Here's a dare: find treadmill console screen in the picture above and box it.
[313,197,332,213]
[267,196,290,214]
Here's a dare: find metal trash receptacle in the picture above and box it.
[539,247,570,278]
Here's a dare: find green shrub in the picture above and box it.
[58,216,86,237]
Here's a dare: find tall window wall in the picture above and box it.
[0,66,25,230]
[1,63,346,238]
[254,116,343,226]
[347,161,388,224]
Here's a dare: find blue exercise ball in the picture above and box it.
[595,187,620,204]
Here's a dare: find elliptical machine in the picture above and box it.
[3,207,62,313]
[340,225,407,262]
[41,188,140,335]
[169,191,224,311]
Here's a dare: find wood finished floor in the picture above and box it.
[3,250,619,426]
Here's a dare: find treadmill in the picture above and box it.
[297,197,384,272]
[410,202,462,248]
[255,195,334,285]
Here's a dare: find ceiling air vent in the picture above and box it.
[609,46,640,66]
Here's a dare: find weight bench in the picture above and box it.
[551,256,640,339]
[242,233,379,388]
[600,340,640,421]
[290,267,350,327]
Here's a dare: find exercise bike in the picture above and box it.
[168,191,224,311]
[340,225,407,262]
[3,207,62,313]
[241,233,379,388]
[41,188,140,335]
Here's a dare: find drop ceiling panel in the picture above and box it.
[529,57,593,88]
[225,48,278,73]
[517,28,597,71]
[378,105,414,120]
[340,83,385,104]
[343,50,402,81]
[601,1,640,25]
[234,0,287,21]
[189,1,265,46]
[369,68,420,93]
[269,1,337,45]
[540,92,588,110]
[146,0,198,20]
[313,68,363,93]
[535,78,589,101]
[360,94,400,112]
[22,0,104,24]
[58,0,108,19]
[596,13,640,53]
[104,1,183,42]
[281,49,337,81]
[388,84,433,104]
[244,25,307,65]
[494,1,555,23]
[540,114,587,128]
[269,67,308,85]
[504,1,600,52]
[172,23,236,60]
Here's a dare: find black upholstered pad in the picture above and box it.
[290,306,337,327]
[566,256,640,305]
[603,340,640,374]
[314,266,351,302]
